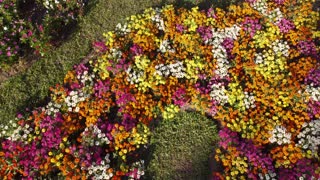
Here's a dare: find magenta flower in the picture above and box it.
[115,88,136,112]
[276,18,294,33]
[197,26,213,42]
[176,24,185,32]
[93,79,110,98]
[222,37,235,59]
[305,68,320,87]
[242,17,262,38]
[172,87,189,107]
[207,8,217,19]
[274,0,286,5]
[130,44,143,56]
[93,41,107,52]
[298,41,318,58]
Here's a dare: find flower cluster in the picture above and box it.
[155,61,186,79]
[268,125,292,145]
[297,120,320,158]
[86,154,113,180]
[162,104,180,120]
[1,0,319,179]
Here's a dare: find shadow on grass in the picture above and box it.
[155,0,243,11]
[143,111,221,180]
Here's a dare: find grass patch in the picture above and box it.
[146,111,219,180]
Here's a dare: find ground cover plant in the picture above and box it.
[0,0,319,179]
[0,0,87,67]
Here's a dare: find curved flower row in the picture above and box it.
[1,0,319,179]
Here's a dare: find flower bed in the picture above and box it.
[0,0,87,66]
[0,0,319,179]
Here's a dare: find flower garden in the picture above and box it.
[0,0,319,179]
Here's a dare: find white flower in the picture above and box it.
[269,125,291,145]
[251,0,268,16]
[305,86,320,101]
[272,40,290,57]
[210,83,229,105]
[297,119,320,156]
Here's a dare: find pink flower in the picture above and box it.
[207,8,217,18]
[274,0,286,5]
[242,17,261,37]
[27,30,33,37]
[38,25,44,32]
[276,18,294,33]
[93,41,107,52]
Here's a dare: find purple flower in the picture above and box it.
[130,44,143,56]
[307,100,320,119]
[305,68,320,87]
[93,41,107,52]
[172,87,189,107]
[176,24,185,32]
[207,8,217,18]
[276,18,295,33]
[197,26,213,42]
[242,17,262,37]
[93,79,110,98]
[298,41,318,58]
[274,0,286,5]
[278,158,319,179]
[121,113,137,131]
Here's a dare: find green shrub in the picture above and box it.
[146,111,219,180]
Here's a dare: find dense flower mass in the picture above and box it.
[1,0,319,179]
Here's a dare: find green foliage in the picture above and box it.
[146,111,219,180]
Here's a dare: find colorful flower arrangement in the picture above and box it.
[1,0,319,179]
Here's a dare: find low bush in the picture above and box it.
[0,0,88,66]
[0,0,30,63]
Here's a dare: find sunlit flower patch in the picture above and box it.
[1,0,319,179]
